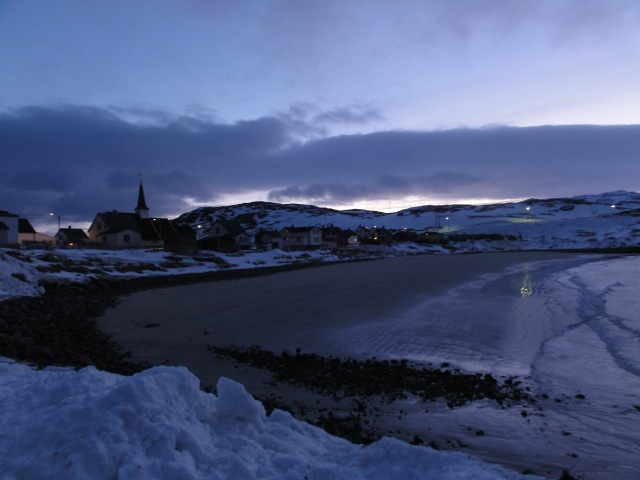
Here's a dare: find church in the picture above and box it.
[87,182,196,253]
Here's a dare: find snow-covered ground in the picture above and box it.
[0,359,540,480]
[0,247,352,301]
[1,246,639,478]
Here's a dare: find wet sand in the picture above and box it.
[98,252,581,393]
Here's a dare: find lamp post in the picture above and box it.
[49,212,61,230]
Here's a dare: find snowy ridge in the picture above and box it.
[175,191,640,249]
[0,359,539,480]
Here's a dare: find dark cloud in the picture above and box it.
[1,105,639,229]
[277,102,384,140]
[267,172,484,204]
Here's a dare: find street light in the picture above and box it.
[445,216,450,232]
[49,212,61,230]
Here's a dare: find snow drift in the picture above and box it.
[0,359,538,480]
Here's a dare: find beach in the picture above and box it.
[98,251,640,479]
[98,252,579,386]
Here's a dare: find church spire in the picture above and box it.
[135,179,149,218]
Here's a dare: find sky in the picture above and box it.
[1,0,640,231]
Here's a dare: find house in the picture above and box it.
[280,226,322,250]
[87,181,163,249]
[16,218,55,247]
[207,219,245,239]
[55,226,89,248]
[322,226,359,248]
[0,210,20,247]
[355,225,372,241]
[18,218,37,244]
[201,218,253,252]
[150,218,197,255]
[417,230,445,244]
[392,228,419,242]
[0,221,9,247]
[88,211,163,248]
[356,225,393,245]
[255,230,284,250]
[342,229,359,247]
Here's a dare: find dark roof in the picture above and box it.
[282,226,319,233]
[170,222,196,234]
[0,210,19,218]
[138,218,162,241]
[135,182,149,211]
[151,217,172,231]
[322,226,355,236]
[18,218,36,234]
[0,221,8,230]
[150,218,194,239]
[58,228,88,241]
[98,212,143,234]
[211,219,245,235]
[258,230,282,238]
[94,212,161,241]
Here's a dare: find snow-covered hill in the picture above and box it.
[175,191,640,249]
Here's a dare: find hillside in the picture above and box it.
[174,191,640,249]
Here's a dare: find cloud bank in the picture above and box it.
[1,105,639,226]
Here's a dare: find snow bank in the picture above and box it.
[0,359,538,480]
[0,251,43,300]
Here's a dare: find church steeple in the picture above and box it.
[135,180,149,218]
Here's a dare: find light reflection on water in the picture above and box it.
[519,270,533,297]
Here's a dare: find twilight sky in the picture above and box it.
[1,0,640,230]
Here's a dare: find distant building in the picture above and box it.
[0,210,20,247]
[55,226,89,248]
[150,218,197,255]
[88,210,162,249]
[392,228,419,242]
[255,230,284,250]
[322,226,359,248]
[18,218,37,243]
[201,218,252,252]
[280,226,322,250]
[19,218,55,247]
[356,225,393,245]
[87,180,181,250]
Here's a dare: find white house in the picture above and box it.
[0,210,20,247]
[280,226,323,250]
[88,211,162,248]
[87,182,163,249]
[256,230,284,250]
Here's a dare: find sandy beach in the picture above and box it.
[98,252,580,390]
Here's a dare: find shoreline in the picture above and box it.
[95,251,601,478]
[1,251,625,479]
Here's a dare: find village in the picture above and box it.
[1,182,448,254]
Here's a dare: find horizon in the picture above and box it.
[23,187,637,236]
